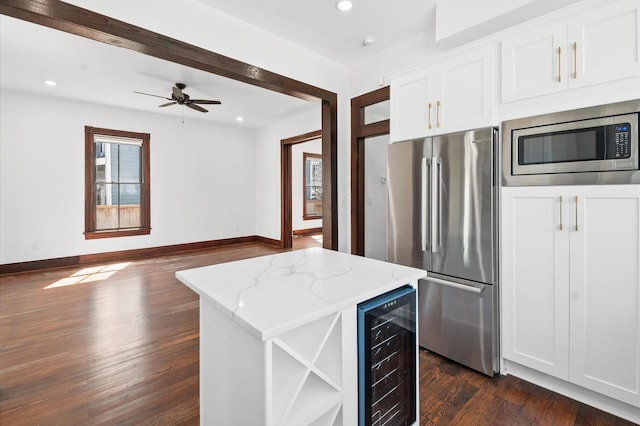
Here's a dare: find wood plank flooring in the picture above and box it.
[0,242,635,425]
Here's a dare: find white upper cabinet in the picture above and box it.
[390,45,494,142]
[437,46,495,134]
[389,68,434,142]
[501,22,568,102]
[570,0,640,88]
[501,0,640,103]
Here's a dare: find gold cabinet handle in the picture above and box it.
[573,42,578,79]
[575,195,579,231]
[436,100,441,128]
[428,103,432,129]
[557,46,562,82]
[559,195,563,230]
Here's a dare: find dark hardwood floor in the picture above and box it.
[0,242,635,425]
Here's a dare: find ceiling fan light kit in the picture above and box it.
[134,83,221,113]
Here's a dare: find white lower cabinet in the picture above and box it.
[502,185,640,407]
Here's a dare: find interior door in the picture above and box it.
[430,128,496,284]
[364,134,390,261]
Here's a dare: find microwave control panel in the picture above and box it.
[608,123,632,159]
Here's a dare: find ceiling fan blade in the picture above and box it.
[186,103,208,113]
[134,91,172,100]
[190,99,222,105]
[173,86,185,101]
[158,101,177,107]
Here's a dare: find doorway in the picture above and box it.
[350,87,391,257]
[281,130,322,249]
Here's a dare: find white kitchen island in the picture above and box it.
[176,248,426,426]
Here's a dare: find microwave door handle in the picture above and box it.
[431,157,441,253]
[421,157,430,252]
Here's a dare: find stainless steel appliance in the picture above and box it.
[503,99,640,186]
[357,286,417,426]
[387,127,499,377]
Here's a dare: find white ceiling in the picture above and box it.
[194,0,438,65]
[0,15,318,129]
[1,1,582,128]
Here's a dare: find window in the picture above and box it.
[84,126,150,239]
[303,152,322,219]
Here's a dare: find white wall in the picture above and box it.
[292,139,322,232]
[0,90,257,264]
[348,28,447,99]
[254,108,321,241]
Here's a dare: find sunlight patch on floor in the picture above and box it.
[44,262,131,289]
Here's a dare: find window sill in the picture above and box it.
[85,228,151,240]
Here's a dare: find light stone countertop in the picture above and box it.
[176,248,426,340]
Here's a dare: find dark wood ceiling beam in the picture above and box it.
[0,0,336,104]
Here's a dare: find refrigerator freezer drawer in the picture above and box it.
[418,277,496,376]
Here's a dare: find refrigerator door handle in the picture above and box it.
[431,156,441,253]
[421,157,431,252]
[426,276,484,294]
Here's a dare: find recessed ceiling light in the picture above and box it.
[236,116,244,122]
[44,80,57,86]
[363,36,376,46]
[336,1,353,12]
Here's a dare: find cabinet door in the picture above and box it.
[390,68,435,142]
[436,45,494,133]
[568,0,640,89]
[501,22,568,103]
[569,186,640,407]
[501,187,570,379]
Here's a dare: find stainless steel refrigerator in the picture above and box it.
[387,127,499,376]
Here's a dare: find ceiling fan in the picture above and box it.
[134,83,221,113]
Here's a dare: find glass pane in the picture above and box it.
[119,184,141,228]
[96,183,118,230]
[119,144,141,183]
[119,183,140,205]
[303,154,322,218]
[95,142,119,182]
[364,99,390,125]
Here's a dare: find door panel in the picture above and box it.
[418,277,495,376]
[431,128,496,285]
[570,190,640,406]
[501,188,570,379]
[387,139,431,272]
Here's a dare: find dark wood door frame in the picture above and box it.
[350,86,390,255]
[0,0,338,250]
[281,130,322,249]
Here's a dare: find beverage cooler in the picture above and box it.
[357,285,417,426]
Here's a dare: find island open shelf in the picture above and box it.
[176,248,426,425]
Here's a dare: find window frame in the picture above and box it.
[84,126,151,239]
[302,152,323,220]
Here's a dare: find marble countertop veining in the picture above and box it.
[175,248,426,340]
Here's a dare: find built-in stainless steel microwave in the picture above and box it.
[502,100,640,186]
